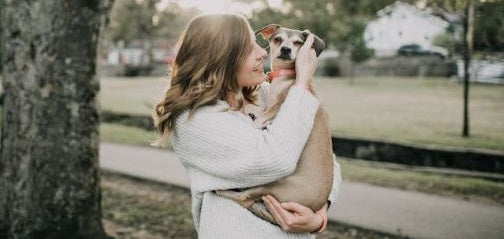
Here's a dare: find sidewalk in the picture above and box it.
[99,142,504,239]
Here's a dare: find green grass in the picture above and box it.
[100,122,504,205]
[100,123,173,150]
[101,174,196,238]
[316,77,504,151]
[99,76,504,151]
[100,123,156,146]
[340,159,504,205]
[99,76,166,115]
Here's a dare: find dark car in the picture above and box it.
[398,44,447,59]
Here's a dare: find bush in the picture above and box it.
[350,38,374,64]
[433,33,462,56]
[318,57,340,76]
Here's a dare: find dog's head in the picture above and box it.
[256,24,325,70]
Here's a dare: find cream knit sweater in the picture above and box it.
[172,82,342,239]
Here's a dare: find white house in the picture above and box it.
[364,1,450,57]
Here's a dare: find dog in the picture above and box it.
[216,24,334,225]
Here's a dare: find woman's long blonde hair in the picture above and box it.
[152,14,259,147]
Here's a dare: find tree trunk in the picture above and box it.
[462,2,474,137]
[0,1,113,238]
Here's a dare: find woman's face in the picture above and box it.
[236,29,268,88]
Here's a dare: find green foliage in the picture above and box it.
[249,0,402,49]
[425,0,504,52]
[433,33,462,54]
[0,34,2,72]
[0,0,3,73]
[105,0,198,45]
[249,0,503,52]
[474,2,504,51]
[423,0,472,12]
[105,0,157,44]
[343,18,374,63]
[102,0,503,53]
[350,37,374,63]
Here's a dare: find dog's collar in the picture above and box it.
[266,69,296,82]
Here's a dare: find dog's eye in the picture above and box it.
[294,41,303,46]
[273,37,282,44]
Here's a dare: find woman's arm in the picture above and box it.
[173,86,319,189]
[257,81,271,109]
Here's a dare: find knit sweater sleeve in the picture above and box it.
[258,81,271,108]
[173,87,319,189]
[327,153,342,208]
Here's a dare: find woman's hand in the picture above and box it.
[262,195,327,233]
[294,33,319,87]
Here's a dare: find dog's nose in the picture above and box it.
[280,47,291,54]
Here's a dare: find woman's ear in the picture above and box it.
[255,24,281,40]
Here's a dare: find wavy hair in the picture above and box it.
[152,14,259,147]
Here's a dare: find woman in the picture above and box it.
[153,14,342,238]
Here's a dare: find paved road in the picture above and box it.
[100,142,504,239]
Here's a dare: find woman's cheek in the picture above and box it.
[252,74,265,86]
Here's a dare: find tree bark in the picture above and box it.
[1,0,113,238]
[462,1,473,137]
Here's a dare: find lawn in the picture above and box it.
[100,123,173,150]
[339,158,504,205]
[99,76,504,150]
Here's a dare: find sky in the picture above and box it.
[158,0,283,16]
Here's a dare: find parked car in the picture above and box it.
[398,44,448,59]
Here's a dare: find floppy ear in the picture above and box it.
[302,30,326,57]
[255,24,281,40]
[312,35,326,57]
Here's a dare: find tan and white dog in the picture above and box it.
[216,24,333,225]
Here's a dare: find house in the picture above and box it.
[100,39,176,76]
[364,1,452,57]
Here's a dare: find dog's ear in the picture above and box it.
[255,24,281,40]
[302,30,326,57]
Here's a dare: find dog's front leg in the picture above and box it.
[215,186,273,207]
[216,188,278,225]
[215,190,256,208]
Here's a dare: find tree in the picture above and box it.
[104,0,198,46]
[1,1,114,238]
[348,20,374,84]
[424,0,480,137]
[462,2,474,137]
[0,1,3,73]
[106,0,159,45]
